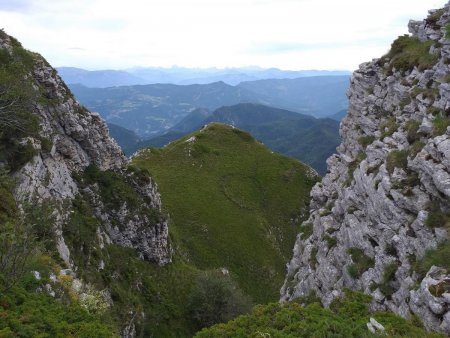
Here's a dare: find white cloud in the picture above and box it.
[0,0,446,70]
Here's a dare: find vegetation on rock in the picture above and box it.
[195,290,444,338]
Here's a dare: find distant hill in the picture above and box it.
[58,66,351,87]
[328,109,347,121]
[107,123,141,154]
[70,76,349,137]
[136,104,340,175]
[57,67,147,88]
[237,76,349,118]
[69,81,261,136]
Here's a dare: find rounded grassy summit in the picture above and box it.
[132,123,319,305]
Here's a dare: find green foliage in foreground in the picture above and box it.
[195,290,445,338]
[0,283,115,338]
[133,123,319,304]
[0,169,115,337]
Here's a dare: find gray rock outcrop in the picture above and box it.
[281,3,450,334]
[0,31,170,267]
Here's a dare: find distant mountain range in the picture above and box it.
[57,66,351,87]
[110,103,340,175]
[69,75,349,137]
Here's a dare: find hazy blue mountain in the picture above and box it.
[328,109,347,121]
[128,108,212,151]
[58,65,351,87]
[137,103,340,174]
[107,123,141,154]
[70,76,349,137]
[69,82,262,137]
[237,76,349,118]
[128,66,351,85]
[170,108,211,132]
[57,67,147,87]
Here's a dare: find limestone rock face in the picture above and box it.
[281,3,450,334]
[0,32,170,266]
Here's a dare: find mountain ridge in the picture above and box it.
[132,103,340,175]
[57,66,351,87]
[281,3,450,334]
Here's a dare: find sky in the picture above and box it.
[0,0,447,71]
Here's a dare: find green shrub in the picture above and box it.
[432,114,450,136]
[380,117,397,139]
[346,248,375,278]
[409,141,424,157]
[427,106,443,116]
[425,202,449,229]
[195,289,445,338]
[386,149,408,174]
[446,23,450,39]
[298,222,313,240]
[377,262,399,299]
[0,284,116,337]
[324,234,337,248]
[187,270,252,329]
[399,96,412,109]
[427,9,445,27]
[358,135,375,147]
[413,241,450,278]
[386,35,438,73]
[405,120,421,143]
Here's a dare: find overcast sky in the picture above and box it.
[0,0,447,71]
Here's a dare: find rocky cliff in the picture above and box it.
[0,30,170,267]
[282,3,450,334]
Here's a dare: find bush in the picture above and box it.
[386,35,438,73]
[377,262,399,299]
[358,135,375,147]
[298,222,313,240]
[195,289,444,338]
[187,270,252,329]
[380,117,397,139]
[324,234,337,248]
[0,284,116,337]
[405,120,421,143]
[409,141,424,158]
[346,248,375,279]
[446,23,450,39]
[432,114,450,136]
[425,202,449,229]
[386,149,408,174]
[413,241,450,278]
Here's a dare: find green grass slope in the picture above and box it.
[133,123,319,304]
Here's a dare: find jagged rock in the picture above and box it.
[367,317,385,334]
[281,2,450,334]
[0,31,171,271]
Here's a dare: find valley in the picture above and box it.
[1,1,450,337]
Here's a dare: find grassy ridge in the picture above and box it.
[133,123,318,303]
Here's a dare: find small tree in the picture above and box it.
[0,218,38,291]
[187,270,252,329]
